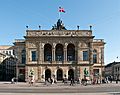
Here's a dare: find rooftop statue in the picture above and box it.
[52,19,66,30]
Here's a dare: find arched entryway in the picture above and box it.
[45,69,51,80]
[57,69,63,81]
[68,69,74,80]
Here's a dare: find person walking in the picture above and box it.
[70,78,74,86]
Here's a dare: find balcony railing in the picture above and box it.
[93,39,104,42]
[14,39,25,43]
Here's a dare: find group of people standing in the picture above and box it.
[27,76,119,86]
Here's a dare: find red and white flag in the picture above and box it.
[59,7,65,13]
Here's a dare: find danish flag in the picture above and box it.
[59,7,65,13]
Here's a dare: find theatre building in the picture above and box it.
[14,19,105,82]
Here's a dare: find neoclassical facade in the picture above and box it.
[14,19,105,82]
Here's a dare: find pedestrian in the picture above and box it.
[70,78,74,86]
[110,77,112,83]
[116,78,118,84]
[45,78,49,86]
[29,75,34,86]
[50,78,53,84]
[105,77,109,83]
[77,77,80,84]
[11,77,15,84]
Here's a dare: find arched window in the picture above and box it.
[67,44,75,61]
[93,49,97,63]
[44,44,52,62]
[55,44,64,61]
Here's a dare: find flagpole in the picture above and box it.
[59,12,61,19]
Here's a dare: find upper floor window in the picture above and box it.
[44,44,52,62]
[93,54,97,63]
[22,50,26,64]
[93,49,97,63]
[83,51,88,61]
[31,51,37,61]
[56,44,64,61]
[67,44,75,61]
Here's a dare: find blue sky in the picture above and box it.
[0,0,120,64]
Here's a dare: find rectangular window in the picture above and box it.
[31,51,36,61]
[93,54,97,63]
[83,51,88,61]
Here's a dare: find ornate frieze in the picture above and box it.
[26,30,92,37]
[27,42,36,48]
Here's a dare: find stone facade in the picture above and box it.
[0,52,17,81]
[14,20,105,82]
[113,62,120,80]
[105,62,120,81]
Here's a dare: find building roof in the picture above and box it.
[105,62,120,68]
[0,45,14,50]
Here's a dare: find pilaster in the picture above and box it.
[64,43,68,63]
[52,43,56,63]
[41,43,45,63]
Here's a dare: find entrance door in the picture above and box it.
[45,69,51,80]
[57,69,63,81]
[68,69,74,80]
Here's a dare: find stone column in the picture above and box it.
[89,42,93,81]
[41,43,45,63]
[37,66,41,82]
[100,47,104,82]
[64,43,68,63]
[52,43,56,63]
[101,47,104,66]
[25,43,29,82]
[89,43,93,65]
[38,42,42,63]
[25,66,28,82]
[37,42,41,81]
[78,42,81,63]
[75,46,78,63]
